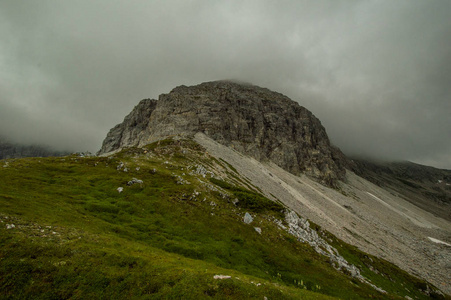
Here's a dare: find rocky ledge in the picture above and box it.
[98,80,347,186]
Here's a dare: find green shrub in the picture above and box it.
[84,202,119,214]
[209,178,284,215]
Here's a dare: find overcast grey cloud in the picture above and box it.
[1,0,450,168]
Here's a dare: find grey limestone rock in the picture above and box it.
[98,81,347,186]
[243,212,253,224]
[283,210,386,293]
[127,178,143,186]
[99,99,157,155]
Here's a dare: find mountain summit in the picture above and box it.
[98,81,346,186]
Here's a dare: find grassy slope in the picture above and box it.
[0,139,446,299]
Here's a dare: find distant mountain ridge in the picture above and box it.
[0,138,68,159]
[350,158,451,221]
[98,80,347,187]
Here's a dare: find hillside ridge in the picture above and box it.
[350,158,451,221]
[1,138,447,299]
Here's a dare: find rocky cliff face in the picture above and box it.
[98,81,347,186]
[99,99,157,154]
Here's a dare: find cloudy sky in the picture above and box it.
[1,1,450,168]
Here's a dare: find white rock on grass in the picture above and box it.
[192,164,214,178]
[254,227,262,234]
[127,178,143,186]
[243,212,253,224]
[117,187,124,193]
[6,224,15,229]
[213,275,231,280]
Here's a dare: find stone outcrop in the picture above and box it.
[280,210,386,294]
[98,80,347,186]
[99,99,157,154]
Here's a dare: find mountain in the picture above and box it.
[0,138,69,159]
[97,80,450,296]
[350,158,451,221]
[98,81,347,187]
[1,81,450,298]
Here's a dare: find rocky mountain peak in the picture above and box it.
[98,80,347,186]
